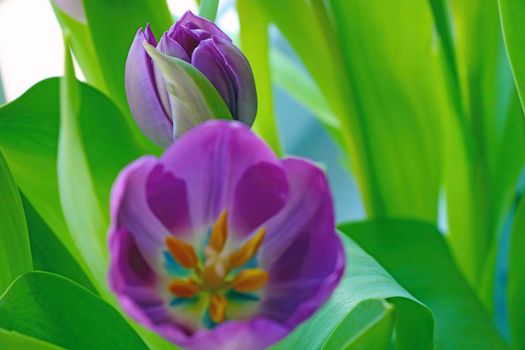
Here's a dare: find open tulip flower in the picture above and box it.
[125,11,257,147]
[108,121,345,349]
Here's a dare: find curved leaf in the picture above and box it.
[144,43,233,137]
[0,328,64,350]
[339,219,509,350]
[22,196,95,294]
[0,272,148,350]
[322,299,394,350]
[0,150,32,293]
[272,235,433,350]
[500,0,525,111]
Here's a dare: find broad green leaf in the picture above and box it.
[272,235,433,350]
[58,39,107,288]
[0,150,32,293]
[0,272,148,350]
[144,43,233,136]
[509,195,525,350]
[0,328,64,350]
[0,77,146,290]
[339,219,509,349]
[238,0,282,155]
[50,2,107,94]
[81,0,171,116]
[500,0,525,111]
[22,196,96,294]
[322,299,394,350]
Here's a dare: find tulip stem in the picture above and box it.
[199,0,219,22]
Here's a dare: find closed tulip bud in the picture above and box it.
[125,11,257,147]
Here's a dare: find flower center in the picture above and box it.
[164,211,268,324]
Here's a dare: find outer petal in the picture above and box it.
[259,158,345,328]
[160,121,280,233]
[125,26,173,147]
[178,11,231,42]
[111,156,192,265]
[192,38,257,125]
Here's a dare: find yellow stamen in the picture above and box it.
[228,228,266,269]
[165,236,198,269]
[209,294,227,323]
[209,211,228,252]
[169,279,199,297]
[231,268,269,292]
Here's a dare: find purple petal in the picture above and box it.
[258,158,345,328]
[157,316,288,350]
[178,11,231,42]
[192,38,257,125]
[146,163,192,235]
[157,34,191,61]
[160,121,279,232]
[109,227,187,337]
[229,162,288,238]
[125,26,173,147]
[110,156,192,266]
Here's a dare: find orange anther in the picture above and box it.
[232,268,269,292]
[209,211,228,252]
[165,236,199,269]
[228,228,266,269]
[209,294,227,323]
[169,279,199,297]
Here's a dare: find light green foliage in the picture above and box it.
[0,272,148,350]
[0,151,32,293]
[340,220,509,349]
[272,235,433,350]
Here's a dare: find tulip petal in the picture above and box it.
[192,38,257,125]
[259,158,345,328]
[160,121,280,233]
[177,11,231,43]
[229,162,288,238]
[125,28,173,147]
[111,156,192,267]
[144,43,233,138]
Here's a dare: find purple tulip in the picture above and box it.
[125,12,257,147]
[108,121,345,349]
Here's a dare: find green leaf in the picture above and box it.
[509,195,525,349]
[272,235,433,350]
[339,219,509,349]
[0,75,147,287]
[81,0,172,116]
[500,0,525,111]
[0,150,32,293]
[322,299,394,350]
[58,38,107,288]
[51,2,107,94]
[0,328,64,350]
[22,196,96,294]
[238,0,282,155]
[198,0,219,22]
[0,272,148,350]
[144,43,233,137]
